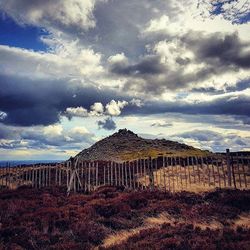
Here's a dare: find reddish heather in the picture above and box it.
[0,186,249,249]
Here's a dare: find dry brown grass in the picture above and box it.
[138,163,250,193]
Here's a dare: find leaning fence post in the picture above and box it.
[226,149,232,187]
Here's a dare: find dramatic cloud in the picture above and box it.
[124,91,250,118]
[0,0,100,32]
[118,31,250,93]
[0,123,95,151]
[174,129,250,152]
[0,73,131,126]
[184,32,250,69]
[98,117,117,131]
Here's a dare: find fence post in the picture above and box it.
[226,149,232,187]
[96,162,99,188]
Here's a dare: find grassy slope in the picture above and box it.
[0,186,249,249]
[119,148,211,161]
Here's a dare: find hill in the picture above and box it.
[75,129,210,161]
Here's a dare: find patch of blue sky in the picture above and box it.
[0,14,49,51]
[236,11,250,24]
[210,0,250,24]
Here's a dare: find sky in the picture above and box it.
[0,0,250,160]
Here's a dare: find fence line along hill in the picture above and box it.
[75,129,211,162]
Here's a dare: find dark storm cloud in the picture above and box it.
[1,72,250,128]
[0,123,95,150]
[226,78,250,92]
[173,129,250,152]
[191,78,250,94]
[177,130,224,142]
[191,87,224,94]
[112,31,250,93]
[123,94,250,117]
[97,117,116,131]
[185,32,250,69]
[85,0,181,58]
[110,55,165,76]
[0,74,128,126]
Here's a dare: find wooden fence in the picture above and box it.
[0,151,249,193]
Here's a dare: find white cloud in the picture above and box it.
[90,102,104,116]
[43,124,63,137]
[64,100,129,119]
[65,107,89,118]
[105,100,128,116]
[130,98,144,107]
[142,15,183,36]
[0,111,7,120]
[108,53,128,64]
[0,42,104,79]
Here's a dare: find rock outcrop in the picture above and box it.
[75,129,210,161]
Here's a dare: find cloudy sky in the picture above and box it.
[0,0,250,160]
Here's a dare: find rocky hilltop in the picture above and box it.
[75,129,209,161]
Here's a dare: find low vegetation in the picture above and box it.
[0,186,249,249]
[76,129,210,161]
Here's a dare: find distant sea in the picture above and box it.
[0,160,64,167]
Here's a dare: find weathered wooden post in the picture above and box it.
[88,162,91,191]
[191,157,195,183]
[211,157,216,186]
[226,149,232,187]
[0,166,2,188]
[25,166,28,184]
[60,164,62,187]
[155,158,158,189]
[66,161,69,187]
[187,157,191,185]
[114,162,117,186]
[121,162,124,186]
[124,161,128,187]
[236,153,242,188]
[174,157,179,189]
[110,161,113,186]
[44,166,47,187]
[7,163,11,189]
[200,157,205,186]
[128,161,132,189]
[136,159,139,189]
[103,163,106,186]
[132,161,135,189]
[144,158,147,189]
[206,157,211,187]
[230,155,237,189]
[148,157,154,190]
[196,157,201,184]
[96,162,99,188]
[216,158,221,188]
[117,163,120,186]
[107,162,110,185]
[166,157,170,191]
[171,158,175,192]
[242,156,247,188]
[163,157,166,192]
